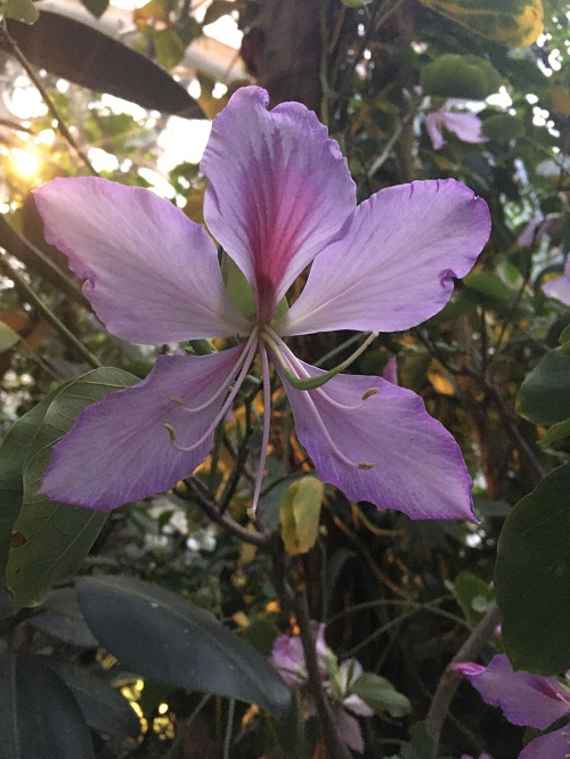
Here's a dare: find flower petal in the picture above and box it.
[543,271,570,306]
[426,113,446,150]
[276,353,474,520]
[334,707,365,753]
[280,179,490,336]
[453,655,570,730]
[271,634,306,687]
[41,346,247,510]
[34,177,246,343]
[201,86,356,321]
[520,727,570,759]
[441,111,487,144]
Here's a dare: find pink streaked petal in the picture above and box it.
[343,693,375,718]
[33,177,246,343]
[280,179,490,336]
[520,727,570,759]
[276,354,474,520]
[271,634,306,687]
[455,655,570,730]
[41,346,247,510]
[201,86,356,321]
[543,272,570,306]
[334,707,365,753]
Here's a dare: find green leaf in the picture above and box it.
[6,367,138,606]
[0,321,20,352]
[48,661,140,739]
[496,464,570,674]
[420,54,501,100]
[280,476,324,556]
[0,654,95,758]
[401,721,436,759]
[452,570,494,624]
[154,28,185,70]
[352,673,411,718]
[78,0,109,17]
[483,113,525,142]
[4,0,39,24]
[0,395,56,583]
[464,270,514,305]
[418,0,544,47]
[540,418,570,447]
[203,0,236,24]
[78,575,292,716]
[517,348,570,424]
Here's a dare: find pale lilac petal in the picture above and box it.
[440,111,487,144]
[518,213,544,247]
[343,693,375,718]
[280,179,490,336]
[41,346,246,510]
[543,272,570,306]
[276,354,474,520]
[33,177,246,343]
[201,86,356,321]
[453,655,570,730]
[271,634,306,687]
[335,707,364,753]
[520,727,570,759]
[426,112,446,150]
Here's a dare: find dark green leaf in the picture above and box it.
[78,575,292,716]
[483,113,525,142]
[540,418,570,447]
[4,11,204,117]
[28,588,98,649]
[0,654,95,759]
[48,661,140,739]
[464,270,514,305]
[352,673,411,717]
[0,321,20,352]
[496,464,570,674]
[6,368,138,606]
[79,0,109,18]
[4,0,39,24]
[517,347,570,424]
[203,0,236,25]
[420,54,501,99]
[452,570,494,624]
[154,28,185,70]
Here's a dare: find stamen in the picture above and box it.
[164,335,258,454]
[267,330,380,414]
[251,343,272,513]
[271,339,374,471]
[171,329,258,415]
[263,325,378,392]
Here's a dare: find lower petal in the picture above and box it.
[543,273,570,306]
[520,728,570,759]
[276,353,474,520]
[334,707,364,753]
[41,346,247,510]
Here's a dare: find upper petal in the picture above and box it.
[201,86,356,321]
[520,727,570,759]
[453,655,570,730]
[279,179,490,336]
[41,346,247,510]
[543,272,570,306]
[34,177,246,343]
[276,353,474,520]
[441,112,487,144]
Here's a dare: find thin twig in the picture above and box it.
[426,603,501,755]
[183,477,271,549]
[223,699,235,759]
[0,21,96,174]
[0,252,101,368]
[294,584,353,759]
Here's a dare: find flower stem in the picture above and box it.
[294,584,352,759]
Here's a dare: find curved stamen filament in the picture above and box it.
[164,334,258,454]
[264,329,379,414]
[251,342,272,513]
[172,329,258,414]
[267,336,372,471]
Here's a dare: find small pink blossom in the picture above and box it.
[426,109,487,151]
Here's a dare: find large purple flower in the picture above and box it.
[454,655,570,758]
[34,86,490,516]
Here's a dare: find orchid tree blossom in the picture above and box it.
[543,258,570,306]
[454,655,570,758]
[271,625,375,753]
[34,86,490,518]
[426,109,487,151]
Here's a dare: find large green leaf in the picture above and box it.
[421,54,501,100]
[6,367,138,606]
[0,654,95,759]
[495,464,570,674]
[78,575,292,716]
[517,348,570,424]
